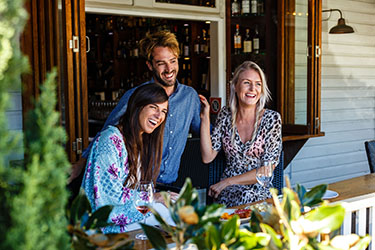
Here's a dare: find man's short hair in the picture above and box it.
[139,30,180,62]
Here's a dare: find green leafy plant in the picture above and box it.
[6,70,71,250]
[141,178,225,249]
[68,188,134,250]
[143,178,371,250]
[0,0,28,246]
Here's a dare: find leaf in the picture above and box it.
[303,184,327,207]
[232,230,264,249]
[176,178,193,205]
[283,188,299,221]
[140,223,167,250]
[70,188,91,224]
[84,205,113,229]
[349,235,371,250]
[200,203,225,222]
[221,215,239,243]
[302,204,345,234]
[205,224,221,250]
[289,200,301,221]
[249,210,262,232]
[295,184,307,202]
[260,223,282,248]
[148,206,171,233]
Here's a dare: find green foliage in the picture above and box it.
[141,178,226,250]
[68,189,134,249]
[144,179,371,250]
[6,70,71,250]
[0,0,29,247]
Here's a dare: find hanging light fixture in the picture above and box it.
[322,9,354,34]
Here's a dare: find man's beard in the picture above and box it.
[152,68,176,87]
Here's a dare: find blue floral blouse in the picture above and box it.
[81,125,145,233]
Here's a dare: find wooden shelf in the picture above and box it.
[282,132,325,142]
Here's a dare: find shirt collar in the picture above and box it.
[149,78,181,97]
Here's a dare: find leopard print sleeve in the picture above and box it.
[211,106,231,152]
[261,110,282,166]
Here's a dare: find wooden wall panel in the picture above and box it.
[21,0,60,124]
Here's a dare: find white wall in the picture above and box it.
[285,0,375,187]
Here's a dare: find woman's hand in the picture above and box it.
[198,94,210,120]
[208,178,232,199]
[154,191,179,205]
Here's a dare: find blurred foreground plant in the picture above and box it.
[68,189,134,249]
[143,178,371,250]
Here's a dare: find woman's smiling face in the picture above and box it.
[138,101,168,134]
[235,69,262,108]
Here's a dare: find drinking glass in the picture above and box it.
[134,181,154,240]
[256,160,274,199]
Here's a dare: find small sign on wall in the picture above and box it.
[209,97,221,114]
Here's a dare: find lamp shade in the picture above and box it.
[329,18,354,34]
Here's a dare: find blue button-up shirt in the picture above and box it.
[83,79,201,184]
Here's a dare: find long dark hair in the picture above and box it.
[119,83,168,187]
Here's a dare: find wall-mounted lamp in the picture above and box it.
[322,9,354,34]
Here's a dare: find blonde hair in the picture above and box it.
[139,30,180,61]
[229,61,271,143]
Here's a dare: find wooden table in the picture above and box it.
[328,173,375,203]
[130,173,375,249]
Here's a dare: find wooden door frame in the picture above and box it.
[61,0,88,162]
[278,0,323,138]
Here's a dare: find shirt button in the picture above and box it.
[170,114,173,117]
[169,147,172,150]
[170,131,173,134]
[165,161,167,165]
[160,174,163,178]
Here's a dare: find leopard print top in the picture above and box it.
[211,106,282,207]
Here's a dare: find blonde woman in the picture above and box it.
[200,61,282,207]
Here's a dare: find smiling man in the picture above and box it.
[71,31,201,187]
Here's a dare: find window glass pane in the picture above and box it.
[294,0,308,125]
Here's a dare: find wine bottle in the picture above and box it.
[251,0,258,16]
[194,35,201,55]
[200,29,207,54]
[234,24,242,55]
[253,25,260,54]
[242,0,250,16]
[183,25,190,57]
[243,28,252,54]
[231,0,240,17]
[204,29,210,54]
[117,41,122,59]
[257,0,264,15]
[133,40,139,58]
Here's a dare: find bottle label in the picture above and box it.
[234,36,241,49]
[244,41,252,53]
[194,44,199,53]
[200,44,206,53]
[253,38,259,49]
[133,48,138,58]
[251,0,258,14]
[184,45,189,56]
[242,0,250,14]
[232,1,239,16]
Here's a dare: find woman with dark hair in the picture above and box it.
[82,83,169,233]
[200,61,282,207]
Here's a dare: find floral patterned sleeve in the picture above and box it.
[82,126,143,233]
[211,106,230,152]
[261,111,282,166]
